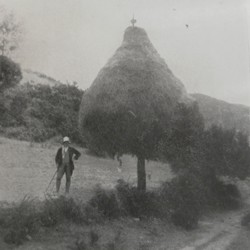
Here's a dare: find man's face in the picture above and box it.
[63,142,69,147]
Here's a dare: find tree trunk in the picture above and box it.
[137,156,146,191]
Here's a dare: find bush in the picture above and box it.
[0,196,89,245]
[160,172,206,230]
[0,56,22,92]
[89,180,169,220]
[158,103,204,174]
[0,82,84,144]
[4,126,30,141]
[115,179,166,219]
[69,229,101,250]
[209,180,241,210]
[241,212,250,227]
[83,203,103,224]
[203,127,250,180]
[40,196,86,227]
[89,185,122,218]
[89,177,208,230]
[0,197,40,245]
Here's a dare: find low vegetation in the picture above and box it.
[0,196,93,245]
[0,82,84,144]
[0,197,40,245]
[0,175,243,246]
[89,180,166,220]
[1,56,250,248]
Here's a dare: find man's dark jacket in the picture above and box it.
[55,146,81,175]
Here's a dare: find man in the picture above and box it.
[55,136,81,194]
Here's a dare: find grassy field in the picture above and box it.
[0,136,250,250]
[0,136,173,202]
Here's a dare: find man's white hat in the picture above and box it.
[63,136,70,143]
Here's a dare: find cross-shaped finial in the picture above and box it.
[131,15,136,27]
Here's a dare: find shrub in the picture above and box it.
[84,203,104,224]
[158,102,204,174]
[89,180,170,220]
[115,179,167,219]
[105,230,124,250]
[0,82,84,144]
[40,196,86,227]
[69,230,100,250]
[4,126,30,141]
[241,212,250,227]
[0,197,89,246]
[70,238,88,250]
[0,197,40,245]
[203,127,250,180]
[160,172,206,230]
[89,185,122,218]
[209,180,241,210]
[0,56,22,92]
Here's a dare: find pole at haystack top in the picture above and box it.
[131,15,137,27]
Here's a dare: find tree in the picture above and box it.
[203,126,250,180]
[0,55,22,92]
[161,104,250,179]
[159,102,205,174]
[0,82,84,143]
[0,10,22,56]
[79,26,192,191]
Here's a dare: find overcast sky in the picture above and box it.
[0,0,250,106]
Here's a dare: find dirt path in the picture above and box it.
[180,181,250,250]
[180,210,243,250]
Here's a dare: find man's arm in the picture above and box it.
[72,147,81,160]
[55,148,61,166]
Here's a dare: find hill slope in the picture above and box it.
[20,69,61,86]
[192,93,250,134]
[19,68,250,136]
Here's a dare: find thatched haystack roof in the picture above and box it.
[80,26,193,125]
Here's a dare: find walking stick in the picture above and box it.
[44,169,57,194]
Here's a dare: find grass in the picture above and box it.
[0,136,174,248]
[0,136,173,202]
[0,136,250,249]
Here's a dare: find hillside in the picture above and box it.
[20,69,62,86]
[18,68,250,137]
[192,93,250,135]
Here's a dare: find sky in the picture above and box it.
[0,0,250,106]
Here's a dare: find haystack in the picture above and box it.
[79,26,193,190]
[80,26,191,119]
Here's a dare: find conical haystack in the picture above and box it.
[80,26,192,123]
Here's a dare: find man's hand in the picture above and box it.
[73,154,78,160]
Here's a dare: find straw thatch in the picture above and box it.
[80,26,192,128]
